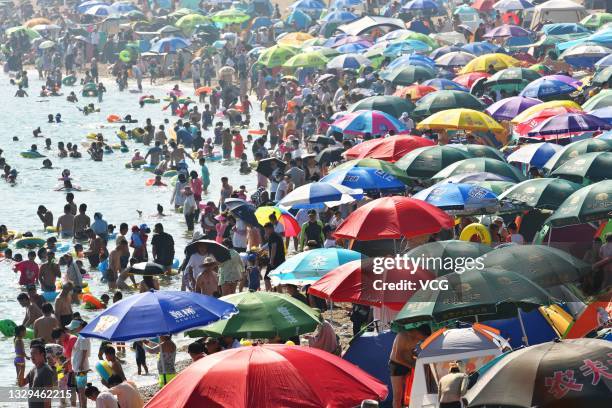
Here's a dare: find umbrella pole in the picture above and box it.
[517,307,529,346]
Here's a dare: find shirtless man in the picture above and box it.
[389,325,432,408]
[54,282,74,327]
[169,141,194,167]
[66,193,77,215]
[73,204,91,241]
[39,252,61,293]
[37,205,54,228]
[56,204,75,239]
[85,229,106,269]
[17,293,43,327]
[33,303,59,343]
[108,239,130,290]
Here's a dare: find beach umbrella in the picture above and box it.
[472,0,495,11]
[429,45,463,59]
[464,339,612,408]
[470,180,516,194]
[383,40,432,57]
[308,259,434,310]
[550,152,612,183]
[401,31,439,50]
[290,0,327,11]
[270,248,362,285]
[322,10,358,23]
[327,35,370,48]
[546,180,612,227]
[211,9,250,24]
[255,157,285,179]
[459,53,519,74]
[581,12,612,29]
[326,53,371,70]
[129,262,165,276]
[84,4,111,16]
[335,42,369,53]
[561,44,612,68]
[413,183,499,214]
[332,159,412,183]
[175,14,210,34]
[251,16,272,30]
[257,44,299,68]
[31,24,61,33]
[254,206,300,237]
[435,51,476,67]
[395,145,471,178]
[528,113,611,137]
[582,89,612,111]
[150,36,190,53]
[38,40,55,50]
[286,8,312,30]
[225,200,260,227]
[412,91,485,118]
[157,25,182,35]
[544,138,612,172]
[433,158,526,182]
[278,182,363,209]
[333,196,454,241]
[277,32,314,46]
[109,1,138,14]
[421,78,469,91]
[393,268,553,326]
[282,51,328,69]
[592,65,612,84]
[315,146,345,164]
[417,108,505,133]
[461,41,503,56]
[484,24,531,39]
[511,100,583,124]
[498,177,582,211]
[493,0,534,10]
[387,54,436,71]
[519,78,577,100]
[184,239,231,262]
[380,65,435,86]
[529,63,553,75]
[401,0,438,10]
[589,106,612,124]
[6,26,41,39]
[24,17,51,27]
[145,344,388,408]
[343,135,435,163]
[190,292,321,338]
[482,67,541,92]
[330,110,408,136]
[405,240,493,276]
[394,84,437,100]
[321,166,407,193]
[486,96,541,121]
[450,144,509,162]
[80,290,237,341]
[348,96,415,117]
[507,142,563,168]
[454,72,491,88]
[430,32,467,46]
[76,0,109,13]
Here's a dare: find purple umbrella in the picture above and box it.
[540,74,582,89]
[485,96,541,121]
[483,24,531,38]
[528,113,611,136]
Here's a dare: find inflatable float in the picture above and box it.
[82,293,104,310]
[248,129,266,136]
[459,223,492,245]
[125,160,146,169]
[20,151,45,159]
[62,76,77,86]
[0,320,34,339]
[15,237,46,249]
[95,360,113,381]
[107,114,121,123]
[162,170,177,178]
[82,83,98,97]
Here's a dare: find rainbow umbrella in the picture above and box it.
[459,53,519,73]
[511,100,583,124]
[331,110,408,136]
[254,206,301,237]
[417,108,505,133]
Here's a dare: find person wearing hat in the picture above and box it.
[68,318,91,408]
[195,257,219,296]
[299,210,325,251]
[437,362,468,408]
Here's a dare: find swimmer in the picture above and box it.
[12,136,19,141]
[156,204,166,217]
[69,145,81,159]
[131,150,144,163]
[39,86,49,97]
[67,92,78,103]
[33,127,42,138]
[55,113,61,123]
[44,138,52,150]
[41,159,53,169]
[57,142,67,158]
[30,144,39,153]
[14,86,28,97]
[47,114,54,123]
[152,175,166,187]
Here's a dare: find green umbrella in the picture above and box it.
[412,90,485,118]
[529,63,552,75]
[544,138,612,172]
[257,45,299,68]
[380,65,435,86]
[582,89,612,111]
[332,158,413,184]
[550,151,612,184]
[404,240,493,277]
[581,12,612,29]
[395,145,471,179]
[6,26,40,39]
[482,67,541,92]
[168,8,194,20]
[471,180,516,195]
[393,268,553,327]
[433,158,526,183]
[211,8,251,25]
[348,95,415,118]
[308,46,340,59]
[592,66,612,86]
[498,177,582,211]
[481,245,590,288]
[546,180,612,227]
[186,291,321,339]
[282,51,328,69]
[448,144,505,161]
[175,13,210,35]
[402,31,438,50]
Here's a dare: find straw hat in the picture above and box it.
[203,256,217,266]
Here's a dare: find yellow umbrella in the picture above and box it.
[24,18,51,28]
[277,32,314,46]
[510,100,583,124]
[417,108,505,133]
[459,53,520,74]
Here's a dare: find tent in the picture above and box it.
[337,16,405,36]
[530,0,587,30]
[408,325,509,408]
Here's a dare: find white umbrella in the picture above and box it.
[429,31,467,46]
[507,142,562,167]
[38,40,56,49]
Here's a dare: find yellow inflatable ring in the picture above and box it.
[459,223,492,245]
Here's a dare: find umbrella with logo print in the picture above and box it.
[269,248,362,285]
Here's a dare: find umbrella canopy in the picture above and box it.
[544,138,612,172]
[326,53,371,70]
[512,100,583,124]
[462,41,503,56]
[592,65,612,84]
[520,78,578,100]
[315,146,345,164]
[333,196,454,240]
[322,10,358,23]
[286,8,312,30]
[394,84,437,100]
[332,159,412,183]
[550,151,612,183]
[145,344,388,408]
[383,39,432,57]
[380,65,435,86]
[129,261,165,276]
[291,0,327,10]
[387,54,436,71]
[210,8,250,24]
[454,72,491,88]
[464,339,612,408]
[6,26,41,39]
[433,158,526,183]
[24,17,51,27]
[84,4,111,16]
[459,53,519,73]
[270,248,362,285]
[561,43,612,68]
[405,240,494,276]
[76,0,109,13]
[150,36,190,53]
[528,113,611,137]
[254,206,300,237]
[308,259,433,311]
[321,166,406,193]
[257,44,299,68]
[395,145,471,179]
[499,177,582,211]
[330,110,408,136]
[255,157,286,178]
[546,180,612,227]
[413,182,499,214]
[348,96,415,117]
[343,135,435,163]
[38,40,55,49]
[401,0,438,10]
[282,51,328,69]
[412,91,485,118]
[191,292,321,338]
[393,268,553,326]
[481,244,590,287]
[175,14,210,34]
[581,12,612,29]
[80,290,237,341]
[493,0,534,10]
[485,96,542,121]
[185,239,231,262]
[582,89,612,111]
[507,142,563,167]
[435,51,476,67]
[417,108,505,133]
[484,24,531,38]
[472,0,495,11]
[226,200,260,227]
[483,67,542,91]
[279,182,363,209]
[277,32,314,46]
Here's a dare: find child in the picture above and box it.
[100,293,110,308]
[213,122,223,145]
[14,325,28,382]
[202,104,213,130]
[246,253,260,291]
[131,150,145,164]
[133,341,148,375]
[239,153,251,175]
[152,175,166,187]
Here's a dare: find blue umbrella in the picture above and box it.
[422,78,468,91]
[321,166,406,193]
[493,0,534,10]
[406,20,431,35]
[76,0,109,13]
[80,290,237,341]
[429,45,464,60]
[290,0,326,11]
[322,10,358,23]
[413,182,499,213]
[331,0,361,7]
[383,40,431,57]
[252,16,273,30]
[588,106,612,124]
[519,78,577,99]
[330,110,408,136]
[506,142,563,168]
[401,0,438,11]
[595,54,612,68]
[278,182,364,209]
[286,8,312,30]
[269,248,362,285]
[542,23,591,36]
[327,53,371,70]
[110,1,138,14]
[150,36,191,53]
[84,4,111,16]
[387,54,435,70]
[336,42,369,53]
[462,41,503,56]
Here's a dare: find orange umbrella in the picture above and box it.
[24,18,51,28]
[394,85,436,100]
[453,72,490,88]
[195,86,213,96]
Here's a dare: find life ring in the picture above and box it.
[107,114,121,123]
[116,131,128,140]
[0,319,16,337]
[15,237,46,249]
[459,223,492,245]
[248,129,266,135]
[142,164,156,173]
[82,293,104,310]
[20,151,45,158]
[43,291,58,302]
[62,76,77,86]
[45,226,58,233]
[8,230,22,239]
[95,360,113,381]
[143,98,160,104]
[162,170,177,178]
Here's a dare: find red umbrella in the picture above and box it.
[515,107,583,136]
[453,72,491,88]
[145,345,388,408]
[308,259,434,310]
[344,135,435,162]
[333,196,455,241]
[394,84,437,100]
[472,0,494,11]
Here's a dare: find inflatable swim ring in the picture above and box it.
[0,320,33,339]
[20,151,45,159]
[459,223,492,245]
[107,114,121,123]
[7,230,22,239]
[116,131,128,140]
[143,98,160,104]
[45,226,58,233]
[162,170,177,178]
[15,237,46,249]
[142,164,157,173]
[95,361,113,381]
[62,76,77,86]
[120,147,129,153]
[248,129,266,135]
[82,293,104,309]
[146,178,167,186]
[111,144,121,150]
[43,291,58,302]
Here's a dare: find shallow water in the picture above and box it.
[0,71,260,390]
